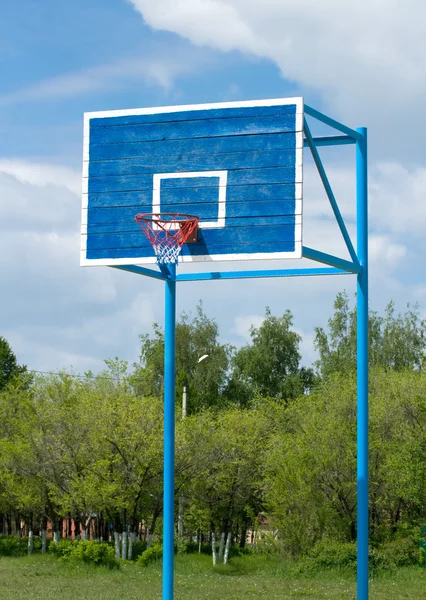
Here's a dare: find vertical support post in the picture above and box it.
[163,263,176,600]
[356,127,369,600]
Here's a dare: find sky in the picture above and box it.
[1,0,425,374]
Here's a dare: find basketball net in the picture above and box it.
[135,213,200,265]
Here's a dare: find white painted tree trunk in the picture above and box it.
[177,496,184,538]
[223,532,231,565]
[198,530,202,554]
[41,530,47,554]
[28,530,34,555]
[53,531,61,544]
[147,533,153,548]
[218,531,225,563]
[121,531,127,560]
[128,532,135,560]
[211,532,217,566]
[114,532,121,558]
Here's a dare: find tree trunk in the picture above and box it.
[67,513,72,539]
[121,510,127,560]
[121,530,128,560]
[114,532,121,559]
[223,532,232,565]
[198,529,202,553]
[128,531,135,560]
[240,522,247,548]
[5,513,11,535]
[53,516,61,544]
[211,532,217,566]
[41,529,47,554]
[74,517,81,540]
[147,505,160,548]
[218,531,225,563]
[28,530,34,554]
[177,496,184,538]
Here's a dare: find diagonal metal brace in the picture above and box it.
[304,118,359,265]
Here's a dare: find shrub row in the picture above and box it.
[298,537,421,573]
[0,535,51,556]
[49,539,119,569]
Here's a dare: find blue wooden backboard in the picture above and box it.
[81,98,303,266]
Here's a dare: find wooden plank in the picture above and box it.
[87,167,300,194]
[86,183,300,208]
[85,201,298,225]
[88,114,299,145]
[86,239,297,260]
[89,149,297,177]
[88,132,301,161]
[87,215,297,234]
[90,103,299,127]
[85,223,298,250]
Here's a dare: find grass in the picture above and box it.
[0,553,425,599]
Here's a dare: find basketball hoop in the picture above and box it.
[135,213,200,265]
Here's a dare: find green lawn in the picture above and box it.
[0,554,425,600]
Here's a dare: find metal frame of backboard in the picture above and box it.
[81,101,369,600]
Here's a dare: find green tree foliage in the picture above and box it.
[315,292,426,378]
[133,302,231,412]
[265,370,426,557]
[0,337,28,391]
[2,296,426,563]
[227,307,316,404]
[181,408,271,547]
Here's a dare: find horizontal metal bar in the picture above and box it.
[306,135,356,148]
[302,246,360,273]
[176,267,352,282]
[304,119,359,266]
[304,105,361,141]
[112,265,166,280]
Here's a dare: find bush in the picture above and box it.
[131,540,147,560]
[49,538,74,558]
[253,532,283,556]
[50,539,119,569]
[137,544,163,567]
[299,536,421,574]
[0,535,52,556]
[306,539,358,571]
[185,542,211,555]
[373,537,419,569]
[0,535,27,556]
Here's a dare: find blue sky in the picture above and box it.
[1,0,425,373]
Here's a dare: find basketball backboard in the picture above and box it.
[81,97,303,266]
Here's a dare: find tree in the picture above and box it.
[183,408,271,563]
[0,337,28,391]
[315,292,426,378]
[265,369,426,557]
[132,302,232,412]
[227,307,316,405]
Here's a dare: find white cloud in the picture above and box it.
[0,159,80,195]
[370,163,426,235]
[232,313,265,341]
[128,0,426,128]
[0,160,159,371]
[0,49,206,106]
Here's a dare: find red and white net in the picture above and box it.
[135,213,200,265]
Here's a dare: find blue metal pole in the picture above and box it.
[356,127,369,600]
[163,262,176,600]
